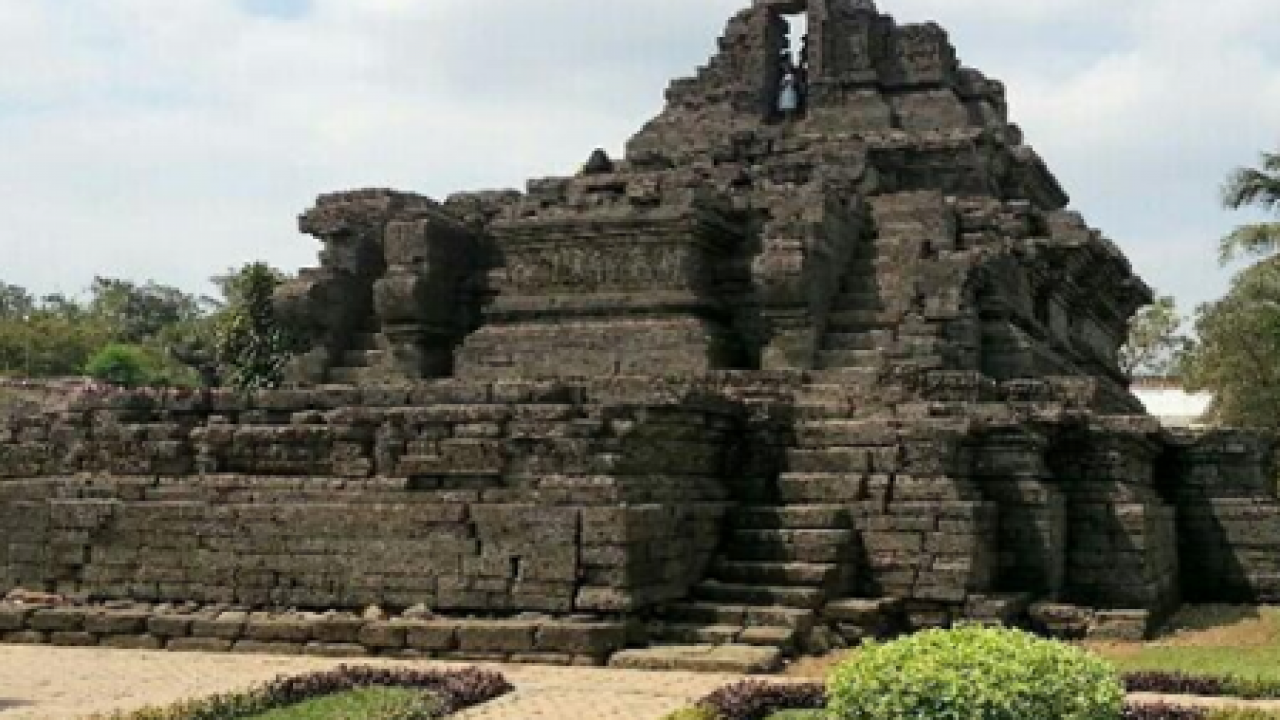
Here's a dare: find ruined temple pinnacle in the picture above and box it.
[755,0,879,12]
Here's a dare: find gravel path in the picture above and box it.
[0,646,735,720]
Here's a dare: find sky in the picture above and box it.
[3,0,1280,313]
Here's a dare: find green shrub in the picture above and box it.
[250,687,444,719]
[84,343,157,387]
[828,626,1124,720]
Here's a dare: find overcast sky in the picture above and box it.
[3,0,1279,312]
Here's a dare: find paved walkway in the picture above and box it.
[0,646,735,720]
[453,667,737,720]
[4,646,1280,719]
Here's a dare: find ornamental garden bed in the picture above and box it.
[660,626,1280,720]
[92,665,511,720]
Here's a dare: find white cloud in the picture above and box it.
[0,0,1276,313]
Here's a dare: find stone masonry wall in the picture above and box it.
[1165,429,1280,603]
[0,382,736,615]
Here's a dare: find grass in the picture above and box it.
[1095,606,1280,683]
[787,606,1280,684]
[246,687,442,720]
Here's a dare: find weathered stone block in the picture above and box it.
[314,616,365,644]
[50,631,97,647]
[2,630,46,644]
[85,610,149,635]
[406,621,457,651]
[232,640,304,655]
[244,616,314,643]
[304,642,370,658]
[535,621,628,655]
[0,606,32,631]
[29,608,85,632]
[147,615,193,638]
[357,621,407,649]
[168,637,234,652]
[100,634,164,650]
[191,612,247,640]
[457,620,536,653]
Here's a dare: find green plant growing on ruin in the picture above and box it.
[213,262,301,392]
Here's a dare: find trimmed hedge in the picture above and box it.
[1124,705,1208,720]
[1125,672,1280,701]
[701,681,827,720]
[669,649,1280,720]
[96,666,512,720]
[828,626,1123,720]
[251,687,443,720]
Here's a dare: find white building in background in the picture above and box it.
[1132,378,1214,428]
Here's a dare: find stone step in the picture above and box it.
[713,560,841,588]
[648,622,741,646]
[648,622,802,652]
[817,348,886,369]
[823,597,905,624]
[732,505,851,530]
[327,366,371,385]
[728,528,857,561]
[738,625,801,650]
[776,473,870,503]
[827,308,895,329]
[609,644,782,673]
[663,602,815,630]
[693,581,826,609]
[794,419,900,448]
[785,447,898,474]
[341,349,386,367]
[731,528,856,545]
[800,378,879,396]
[792,402,851,420]
[804,368,884,389]
[822,331,891,352]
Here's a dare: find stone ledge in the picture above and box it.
[0,603,629,666]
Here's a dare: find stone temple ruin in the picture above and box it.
[2,0,1279,672]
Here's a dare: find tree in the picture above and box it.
[1178,149,1280,429]
[1219,150,1280,262]
[213,263,300,391]
[0,282,34,320]
[1120,296,1191,378]
[87,277,212,344]
[1182,260,1280,429]
[0,312,112,378]
[0,278,210,383]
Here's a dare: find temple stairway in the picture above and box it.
[817,245,891,372]
[327,330,385,384]
[611,505,854,673]
[611,388,871,673]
